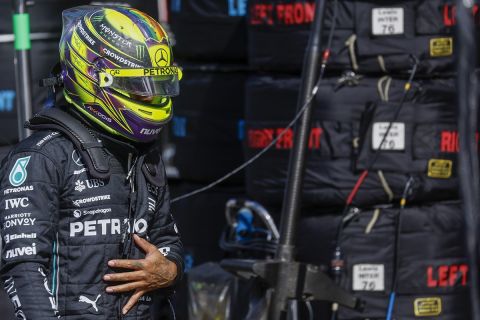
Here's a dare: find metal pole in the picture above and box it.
[456,0,480,318]
[13,0,33,141]
[269,0,327,318]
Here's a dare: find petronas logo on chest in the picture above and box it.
[9,156,31,187]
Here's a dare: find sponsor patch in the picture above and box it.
[3,218,36,229]
[428,159,453,179]
[9,156,31,187]
[5,243,37,259]
[4,233,36,244]
[73,195,110,207]
[73,208,112,218]
[3,185,33,195]
[5,197,29,210]
[36,132,59,147]
[70,218,147,237]
[72,150,84,167]
[352,264,385,291]
[430,37,453,57]
[414,297,442,317]
[371,8,404,36]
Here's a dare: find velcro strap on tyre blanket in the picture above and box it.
[337,201,469,319]
[244,75,460,208]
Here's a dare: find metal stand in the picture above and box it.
[13,0,33,141]
[221,0,361,318]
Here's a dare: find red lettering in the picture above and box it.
[444,5,455,27]
[443,4,480,27]
[459,264,469,286]
[250,2,315,26]
[440,131,453,153]
[309,128,323,149]
[276,128,293,149]
[248,127,322,150]
[449,264,458,287]
[248,129,274,148]
[304,3,315,23]
[284,4,294,25]
[440,130,480,153]
[249,4,274,25]
[276,4,285,23]
[427,264,469,288]
[294,3,304,24]
[427,266,438,288]
[438,265,449,287]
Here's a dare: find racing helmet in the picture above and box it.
[59,5,182,143]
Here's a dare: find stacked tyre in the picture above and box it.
[167,0,248,269]
[246,0,473,319]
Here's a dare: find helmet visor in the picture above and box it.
[98,67,182,97]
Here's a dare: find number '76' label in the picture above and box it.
[372,8,404,36]
[352,264,385,291]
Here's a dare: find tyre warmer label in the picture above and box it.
[372,122,405,151]
[352,264,385,292]
[371,8,404,36]
[430,38,453,57]
[428,159,453,179]
[414,297,442,317]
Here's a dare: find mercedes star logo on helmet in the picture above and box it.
[155,47,169,67]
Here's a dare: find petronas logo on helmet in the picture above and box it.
[9,156,31,187]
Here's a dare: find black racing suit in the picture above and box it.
[0,121,183,319]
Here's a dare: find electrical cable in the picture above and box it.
[171,0,339,204]
[385,176,414,320]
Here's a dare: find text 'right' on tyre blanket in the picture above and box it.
[244,75,469,209]
[247,0,480,74]
[335,201,470,319]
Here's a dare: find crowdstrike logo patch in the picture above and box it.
[9,156,31,187]
[73,195,110,207]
